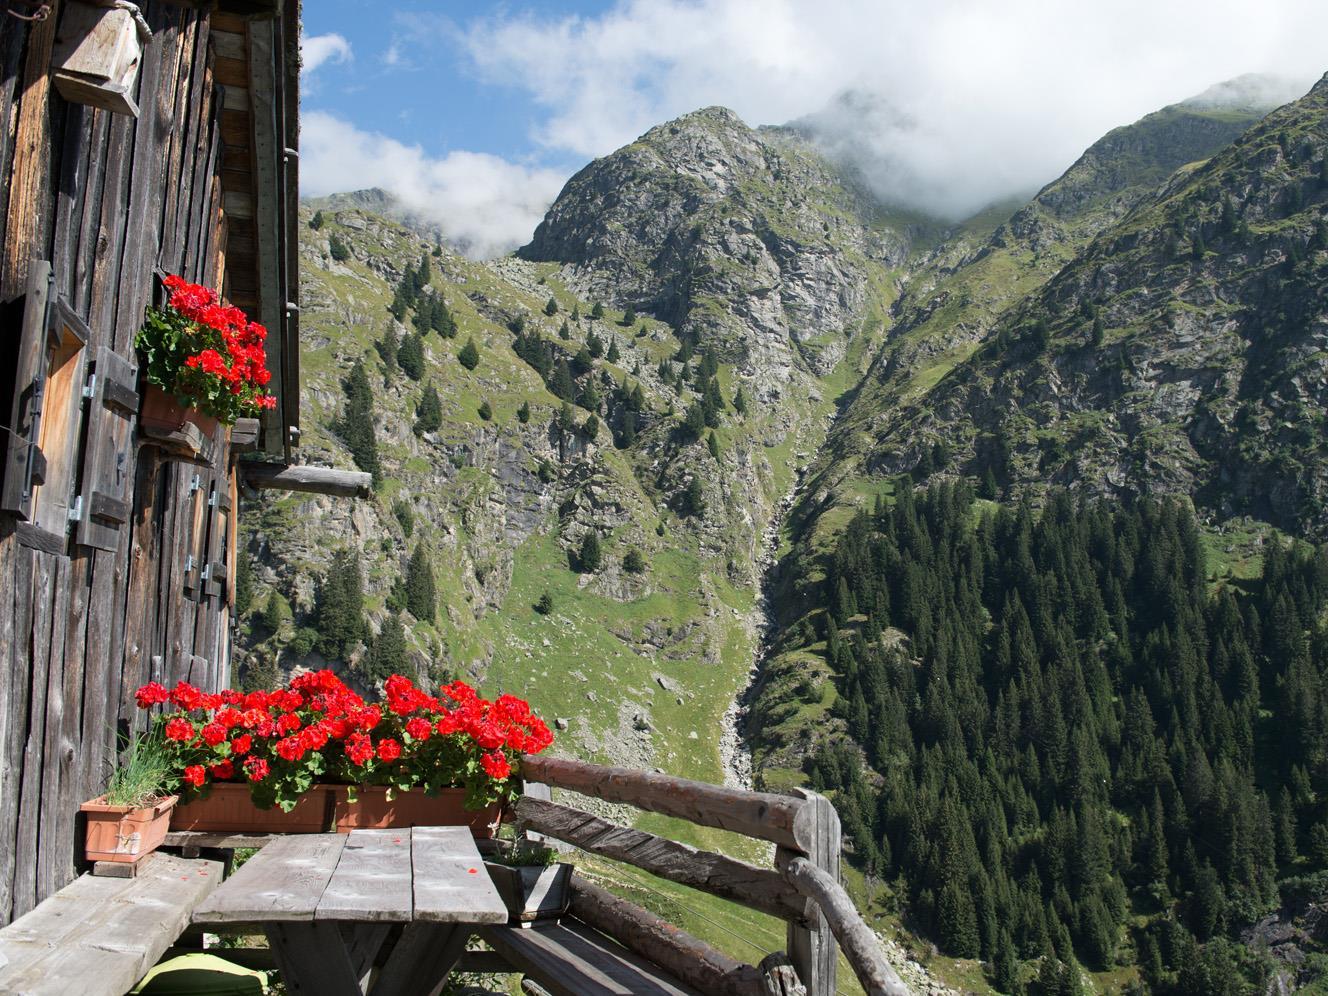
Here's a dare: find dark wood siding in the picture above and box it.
[0,0,294,923]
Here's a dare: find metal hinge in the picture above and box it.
[189,474,202,494]
[207,487,219,508]
[200,563,212,581]
[184,554,195,574]
[82,372,97,400]
[67,495,83,522]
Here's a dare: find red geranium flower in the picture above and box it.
[209,759,234,780]
[230,734,252,755]
[165,718,194,742]
[183,764,206,788]
[243,756,270,782]
[135,681,170,708]
[481,751,511,781]
[200,722,226,747]
[376,738,402,763]
[405,717,432,742]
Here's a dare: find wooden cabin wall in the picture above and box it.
[0,2,238,923]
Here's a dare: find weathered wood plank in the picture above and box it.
[779,789,839,996]
[780,857,909,996]
[241,463,372,498]
[264,921,362,996]
[373,923,469,996]
[481,916,707,996]
[1,7,58,296]
[411,826,507,925]
[191,834,345,924]
[0,525,33,921]
[568,879,766,996]
[520,756,816,852]
[0,854,222,996]
[515,796,814,923]
[13,552,55,917]
[315,828,413,922]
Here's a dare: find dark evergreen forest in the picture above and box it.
[803,482,1328,994]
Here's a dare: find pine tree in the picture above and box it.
[621,305,636,326]
[707,432,721,461]
[457,337,480,371]
[578,532,602,573]
[590,301,604,320]
[558,320,571,340]
[533,592,553,615]
[397,331,425,380]
[414,383,442,435]
[329,232,350,262]
[234,546,254,616]
[339,358,380,483]
[682,402,706,441]
[570,304,581,321]
[586,330,604,359]
[623,548,645,574]
[315,548,366,658]
[732,385,747,415]
[478,400,493,421]
[582,413,599,438]
[362,614,408,684]
[517,401,531,424]
[432,296,456,337]
[309,210,325,230]
[606,338,620,364]
[551,359,575,400]
[679,477,705,518]
[375,327,399,371]
[939,881,981,958]
[619,409,637,448]
[261,590,286,635]
[405,543,436,623]
[544,296,558,316]
[1091,314,1104,347]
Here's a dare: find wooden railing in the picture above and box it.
[518,754,911,996]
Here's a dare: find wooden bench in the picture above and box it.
[481,919,703,996]
[0,853,222,996]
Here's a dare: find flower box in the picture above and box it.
[81,794,178,864]
[332,786,503,838]
[170,783,333,833]
[484,861,574,923]
[137,384,221,462]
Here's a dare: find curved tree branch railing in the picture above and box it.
[518,753,911,996]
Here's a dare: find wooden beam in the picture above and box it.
[780,789,840,996]
[567,878,769,996]
[240,463,372,498]
[514,796,814,924]
[780,857,910,996]
[519,755,815,853]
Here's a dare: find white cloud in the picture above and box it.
[461,0,1328,219]
[301,33,352,76]
[300,111,567,259]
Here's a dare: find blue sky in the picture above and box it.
[299,1,1328,258]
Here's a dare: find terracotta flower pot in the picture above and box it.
[484,861,574,923]
[332,786,503,838]
[170,782,334,833]
[81,794,178,864]
[139,383,221,438]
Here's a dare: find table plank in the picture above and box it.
[411,827,507,924]
[192,834,346,925]
[265,922,363,996]
[316,829,413,922]
[372,923,469,996]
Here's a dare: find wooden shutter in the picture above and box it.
[0,261,91,553]
[75,347,139,551]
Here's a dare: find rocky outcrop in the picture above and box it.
[522,107,902,388]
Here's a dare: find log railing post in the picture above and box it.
[778,788,839,996]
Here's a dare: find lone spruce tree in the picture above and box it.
[315,548,366,659]
[405,542,436,623]
[397,331,425,380]
[414,383,442,436]
[458,337,480,371]
[578,531,602,573]
[339,358,380,483]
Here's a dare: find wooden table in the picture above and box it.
[191,828,507,996]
